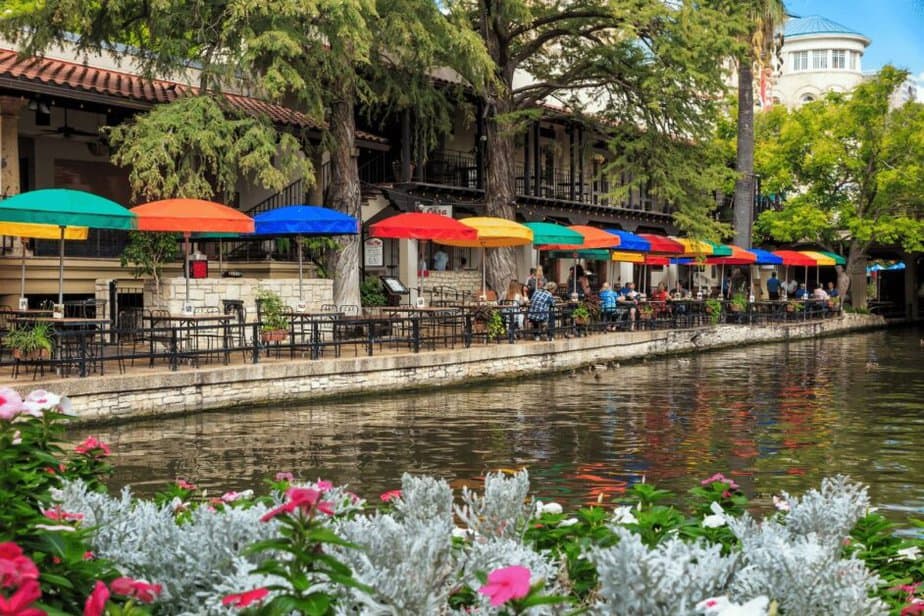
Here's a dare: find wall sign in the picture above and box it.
[364,237,384,268]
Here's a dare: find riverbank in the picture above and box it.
[15,312,885,424]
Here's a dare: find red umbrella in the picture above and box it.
[369,212,477,241]
[369,213,477,302]
[637,234,685,254]
[773,250,817,267]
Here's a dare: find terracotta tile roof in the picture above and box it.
[0,48,388,144]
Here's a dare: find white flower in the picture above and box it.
[696,595,769,615]
[23,389,61,416]
[772,495,790,512]
[558,517,579,527]
[702,502,727,529]
[896,546,921,561]
[451,527,472,540]
[612,506,638,525]
[12,430,21,445]
[540,501,563,515]
[34,524,76,533]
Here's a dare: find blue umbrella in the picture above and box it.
[252,205,359,300]
[604,229,650,252]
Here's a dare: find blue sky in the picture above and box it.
[784,0,924,90]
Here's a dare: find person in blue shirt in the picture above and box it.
[793,283,807,299]
[599,282,618,329]
[527,281,557,340]
[766,272,781,300]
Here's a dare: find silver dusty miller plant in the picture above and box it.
[331,475,457,615]
[455,469,535,540]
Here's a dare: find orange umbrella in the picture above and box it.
[538,225,622,251]
[131,199,255,309]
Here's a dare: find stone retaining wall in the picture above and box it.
[144,278,334,315]
[32,313,884,424]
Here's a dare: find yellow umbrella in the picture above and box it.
[610,251,646,264]
[0,222,89,304]
[798,250,837,266]
[437,217,533,297]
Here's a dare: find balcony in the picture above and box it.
[361,150,674,220]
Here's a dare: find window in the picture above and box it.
[812,50,828,70]
[849,51,858,70]
[832,49,846,69]
[800,94,816,103]
[792,51,808,71]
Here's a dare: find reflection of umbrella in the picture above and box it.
[0,222,88,301]
[131,199,255,308]
[252,205,359,301]
[369,212,477,301]
[0,189,136,305]
[437,217,533,298]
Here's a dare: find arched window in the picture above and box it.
[800,94,816,103]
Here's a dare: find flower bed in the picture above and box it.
[1,387,922,615]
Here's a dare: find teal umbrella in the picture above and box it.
[0,189,136,304]
[524,222,583,246]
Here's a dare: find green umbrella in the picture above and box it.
[524,222,583,246]
[0,189,136,304]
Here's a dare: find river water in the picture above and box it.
[72,327,924,518]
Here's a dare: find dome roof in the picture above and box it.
[784,15,870,43]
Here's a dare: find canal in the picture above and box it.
[73,326,924,518]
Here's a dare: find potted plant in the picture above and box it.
[704,297,722,325]
[637,303,655,321]
[256,289,290,342]
[4,322,54,360]
[571,303,592,326]
[729,293,748,313]
[485,309,506,341]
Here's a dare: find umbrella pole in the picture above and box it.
[19,238,26,300]
[297,235,304,301]
[219,238,223,276]
[185,232,192,310]
[58,226,65,306]
[482,247,487,299]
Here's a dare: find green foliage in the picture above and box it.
[485,309,506,341]
[119,231,180,291]
[255,289,289,332]
[0,396,121,614]
[729,293,748,312]
[704,297,723,324]
[360,277,387,307]
[3,322,54,356]
[108,95,311,202]
[755,67,924,265]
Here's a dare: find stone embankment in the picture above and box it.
[26,313,885,423]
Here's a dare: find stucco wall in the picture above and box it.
[30,313,885,424]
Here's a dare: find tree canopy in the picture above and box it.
[754,66,924,304]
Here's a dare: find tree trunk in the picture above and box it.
[846,241,867,309]
[481,14,518,295]
[733,60,755,249]
[326,92,362,307]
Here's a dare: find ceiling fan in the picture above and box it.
[41,107,102,140]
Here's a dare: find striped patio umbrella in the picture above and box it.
[604,229,650,252]
[636,234,684,254]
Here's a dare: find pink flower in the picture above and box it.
[902,600,924,616]
[175,478,196,491]
[275,472,294,482]
[23,389,61,416]
[260,487,333,522]
[0,387,23,421]
[42,507,84,523]
[75,437,111,457]
[0,579,43,616]
[0,542,40,588]
[109,576,162,603]
[222,587,269,608]
[380,489,402,503]
[700,472,740,491]
[84,580,109,616]
[478,565,532,607]
[221,491,242,503]
[83,552,95,560]
[315,480,333,492]
[772,495,791,512]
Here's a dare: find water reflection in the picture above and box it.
[72,327,924,517]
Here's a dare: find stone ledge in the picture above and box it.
[13,313,885,423]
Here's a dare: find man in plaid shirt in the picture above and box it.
[528,281,557,340]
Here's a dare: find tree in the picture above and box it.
[732,0,786,249]
[754,67,924,307]
[446,0,746,293]
[120,231,180,293]
[2,0,491,306]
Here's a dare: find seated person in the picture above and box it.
[826,281,839,297]
[812,285,829,300]
[650,282,671,316]
[599,282,617,329]
[526,281,557,339]
[501,279,526,330]
[793,283,808,300]
[616,281,639,326]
